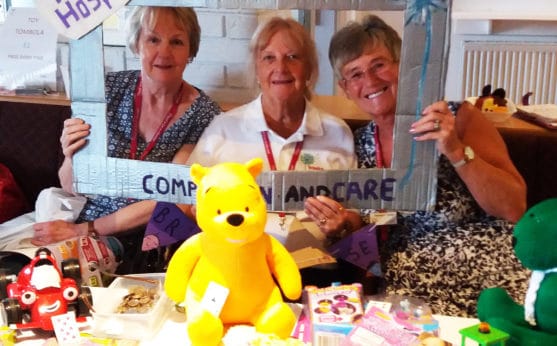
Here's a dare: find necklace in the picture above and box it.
[261,130,303,232]
[130,76,184,161]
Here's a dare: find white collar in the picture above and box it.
[243,95,324,143]
[524,268,557,326]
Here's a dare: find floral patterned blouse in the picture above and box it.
[77,70,221,221]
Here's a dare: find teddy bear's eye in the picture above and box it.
[245,207,249,212]
[217,209,221,215]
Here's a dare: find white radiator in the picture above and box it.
[462,42,557,105]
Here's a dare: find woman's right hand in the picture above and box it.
[31,220,86,245]
[61,118,90,158]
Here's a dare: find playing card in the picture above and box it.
[51,311,81,345]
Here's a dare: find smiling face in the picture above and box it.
[339,43,399,119]
[137,9,191,85]
[256,30,308,104]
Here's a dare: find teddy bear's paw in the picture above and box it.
[188,310,224,346]
[478,287,523,323]
[255,302,297,339]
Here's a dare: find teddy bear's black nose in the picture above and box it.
[227,214,244,226]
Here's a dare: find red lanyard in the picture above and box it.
[373,125,385,168]
[130,77,183,161]
[373,125,391,243]
[261,131,303,171]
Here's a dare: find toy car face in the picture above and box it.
[24,284,78,330]
[1,248,87,331]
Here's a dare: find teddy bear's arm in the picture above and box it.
[164,235,202,304]
[267,236,302,301]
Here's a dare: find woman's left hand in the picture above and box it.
[32,220,85,246]
[410,100,463,157]
[304,196,347,237]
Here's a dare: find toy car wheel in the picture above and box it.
[61,258,82,284]
[69,286,93,317]
[1,298,23,324]
[0,269,12,300]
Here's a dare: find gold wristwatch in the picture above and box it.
[451,146,474,168]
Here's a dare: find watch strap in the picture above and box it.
[451,146,473,168]
[452,157,467,168]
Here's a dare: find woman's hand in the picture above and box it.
[411,100,527,221]
[32,220,86,245]
[409,100,463,158]
[60,118,90,159]
[304,196,361,238]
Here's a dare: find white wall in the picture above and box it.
[452,0,557,20]
[4,0,557,104]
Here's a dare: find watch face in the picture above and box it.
[464,146,475,161]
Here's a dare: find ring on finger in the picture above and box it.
[433,119,441,131]
[319,218,327,225]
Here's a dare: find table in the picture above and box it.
[8,309,480,345]
[140,311,480,345]
[0,93,70,107]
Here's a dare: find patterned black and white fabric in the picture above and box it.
[354,120,530,317]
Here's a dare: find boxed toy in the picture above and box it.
[342,306,419,346]
[303,283,364,345]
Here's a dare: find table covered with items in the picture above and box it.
[1,270,484,346]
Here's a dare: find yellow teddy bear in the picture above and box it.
[164,158,302,346]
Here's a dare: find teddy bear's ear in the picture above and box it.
[190,163,208,186]
[245,158,264,179]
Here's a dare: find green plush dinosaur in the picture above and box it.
[478,198,557,346]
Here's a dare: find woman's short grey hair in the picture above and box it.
[329,14,401,80]
[127,6,201,62]
[249,16,319,100]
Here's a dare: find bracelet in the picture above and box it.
[326,228,350,244]
[87,220,99,238]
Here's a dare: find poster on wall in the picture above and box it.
[0,7,58,92]
[36,0,130,40]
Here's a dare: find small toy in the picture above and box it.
[479,321,491,334]
[477,198,557,346]
[459,322,509,346]
[474,85,508,113]
[0,247,91,331]
[164,158,302,346]
[388,295,438,334]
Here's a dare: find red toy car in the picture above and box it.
[0,248,92,331]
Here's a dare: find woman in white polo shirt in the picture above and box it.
[187,16,365,288]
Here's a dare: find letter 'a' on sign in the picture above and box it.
[36,0,130,40]
[65,0,450,212]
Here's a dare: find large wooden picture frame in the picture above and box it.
[68,0,450,211]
